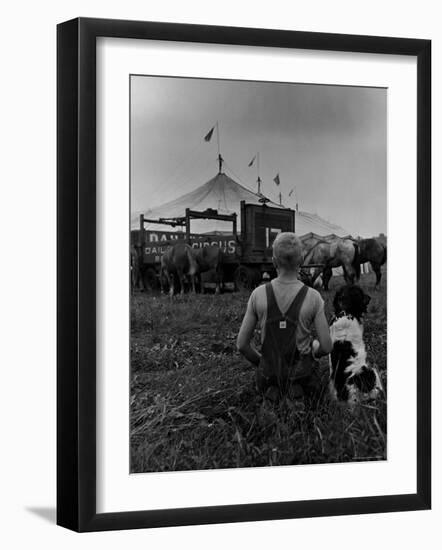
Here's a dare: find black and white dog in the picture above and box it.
[329,285,383,405]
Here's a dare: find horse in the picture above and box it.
[303,238,360,291]
[160,242,198,296]
[300,232,323,252]
[191,243,225,294]
[357,238,387,288]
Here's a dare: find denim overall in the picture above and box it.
[257,283,318,397]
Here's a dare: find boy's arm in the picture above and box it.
[312,308,333,358]
[237,306,261,366]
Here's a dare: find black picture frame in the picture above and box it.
[57,17,431,532]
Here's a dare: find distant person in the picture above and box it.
[237,232,332,401]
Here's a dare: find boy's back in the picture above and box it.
[236,232,332,399]
[247,278,324,355]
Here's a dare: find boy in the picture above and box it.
[237,232,332,400]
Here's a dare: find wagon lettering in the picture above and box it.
[134,202,301,294]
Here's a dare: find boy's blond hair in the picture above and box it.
[272,232,303,271]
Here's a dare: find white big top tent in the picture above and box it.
[131,171,350,238]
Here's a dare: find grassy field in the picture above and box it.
[130,271,387,473]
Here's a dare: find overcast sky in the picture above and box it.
[131,75,386,237]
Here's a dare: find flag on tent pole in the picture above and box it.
[204,126,215,142]
[248,155,256,167]
[273,173,280,186]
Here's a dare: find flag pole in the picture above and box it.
[289,187,298,211]
[257,152,261,194]
[216,121,223,173]
[294,186,299,211]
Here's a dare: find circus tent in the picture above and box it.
[131,171,349,237]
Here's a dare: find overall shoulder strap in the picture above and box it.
[265,282,283,318]
[285,284,309,322]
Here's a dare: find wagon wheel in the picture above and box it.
[143,267,159,291]
[234,266,257,291]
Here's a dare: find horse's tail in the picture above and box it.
[186,244,198,276]
[381,244,387,266]
[352,243,361,280]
